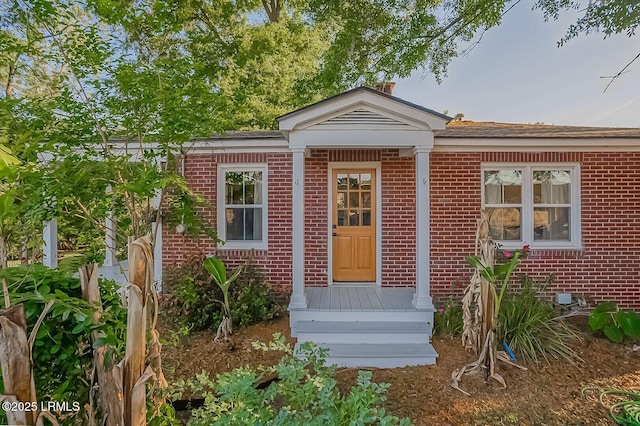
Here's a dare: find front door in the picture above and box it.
[332,169,376,282]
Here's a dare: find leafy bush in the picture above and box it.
[434,298,463,337]
[0,265,127,425]
[161,253,280,332]
[497,275,582,364]
[174,334,412,425]
[589,302,640,343]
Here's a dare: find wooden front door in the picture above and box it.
[332,169,376,282]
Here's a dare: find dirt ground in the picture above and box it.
[162,315,640,425]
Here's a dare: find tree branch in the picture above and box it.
[602,51,640,93]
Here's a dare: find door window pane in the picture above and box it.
[349,174,360,190]
[337,174,348,190]
[337,192,346,208]
[362,210,371,226]
[349,192,359,208]
[349,210,359,226]
[337,210,348,226]
[362,192,371,208]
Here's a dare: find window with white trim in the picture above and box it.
[482,164,580,248]
[217,164,267,249]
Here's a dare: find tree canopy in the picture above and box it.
[0,0,638,261]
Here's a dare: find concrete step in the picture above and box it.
[295,342,438,368]
[289,309,433,336]
[295,320,432,344]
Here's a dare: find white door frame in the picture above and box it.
[327,161,382,286]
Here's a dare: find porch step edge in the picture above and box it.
[295,320,430,334]
[294,342,438,368]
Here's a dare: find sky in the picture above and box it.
[394,0,640,128]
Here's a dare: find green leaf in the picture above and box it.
[603,325,624,343]
[593,301,618,314]
[588,312,609,331]
[204,257,226,287]
[616,311,640,339]
[71,322,85,334]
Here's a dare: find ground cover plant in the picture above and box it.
[161,254,280,334]
[433,298,463,337]
[497,275,582,364]
[174,334,411,425]
[589,301,640,344]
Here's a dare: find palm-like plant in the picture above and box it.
[203,257,243,342]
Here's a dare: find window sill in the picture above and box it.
[217,241,268,251]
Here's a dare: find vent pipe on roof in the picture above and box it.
[375,82,395,95]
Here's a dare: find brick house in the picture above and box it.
[160,86,640,367]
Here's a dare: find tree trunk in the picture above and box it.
[79,264,124,426]
[0,235,7,269]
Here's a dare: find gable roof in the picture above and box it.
[277,86,452,122]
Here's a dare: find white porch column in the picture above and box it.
[104,210,117,267]
[43,219,58,268]
[152,220,163,291]
[289,147,307,309]
[413,146,433,310]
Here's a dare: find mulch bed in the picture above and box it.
[162,315,640,425]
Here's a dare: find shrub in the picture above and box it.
[589,302,640,343]
[434,298,463,337]
[161,253,280,332]
[174,334,412,425]
[0,265,127,425]
[497,275,582,364]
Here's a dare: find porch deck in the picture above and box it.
[305,286,416,311]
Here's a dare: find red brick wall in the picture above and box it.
[303,149,416,287]
[161,152,294,296]
[430,151,640,309]
[164,149,640,308]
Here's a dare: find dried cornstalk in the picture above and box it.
[79,264,123,426]
[122,235,166,426]
[0,301,59,426]
[453,210,526,395]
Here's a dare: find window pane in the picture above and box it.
[226,172,244,204]
[362,210,371,226]
[337,210,348,226]
[362,192,371,208]
[349,210,359,226]
[349,192,359,208]
[337,174,348,190]
[349,174,360,190]
[225,208,245,240]
[244,171,263,204]
[361,173,372,190]
[486,207,521,240]
[245,208,262,240]
[534,207,570,240]
[484,170,521,204]
[534,170,570,204]
[337,192,346,208]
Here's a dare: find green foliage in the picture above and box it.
[589,302,640,344]
[0,265,127,425]
[535,0,640,43]
[467,245,528,317]
[174,334,412,425]
[434,297,463,337]
[203,256,242,317]
[228,256,281,328]
[161,254,280,332]
[497,275,582,364]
